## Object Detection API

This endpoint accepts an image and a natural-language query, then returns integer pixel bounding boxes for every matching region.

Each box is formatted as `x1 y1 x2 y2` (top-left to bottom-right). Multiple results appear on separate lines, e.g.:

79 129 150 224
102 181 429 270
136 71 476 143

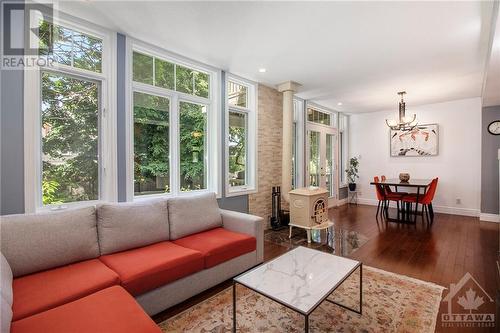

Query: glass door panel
326 133 335 198
308 130 320 187
306 123 337 207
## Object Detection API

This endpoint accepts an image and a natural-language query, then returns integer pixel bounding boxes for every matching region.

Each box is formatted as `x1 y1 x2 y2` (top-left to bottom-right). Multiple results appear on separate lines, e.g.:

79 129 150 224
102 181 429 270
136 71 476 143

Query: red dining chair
402 178 438 224
374 176 404 219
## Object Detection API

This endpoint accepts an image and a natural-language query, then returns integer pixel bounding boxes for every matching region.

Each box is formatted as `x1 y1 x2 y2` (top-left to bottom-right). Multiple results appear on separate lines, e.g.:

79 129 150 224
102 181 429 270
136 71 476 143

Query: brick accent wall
248 85 283 227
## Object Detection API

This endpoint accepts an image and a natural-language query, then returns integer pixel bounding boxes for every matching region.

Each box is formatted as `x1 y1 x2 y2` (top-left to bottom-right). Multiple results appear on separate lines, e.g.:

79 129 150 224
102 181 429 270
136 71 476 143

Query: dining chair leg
376 201 381 218
428 203 434 223
425 205 431 224
421 205 426 223
396 201 400 221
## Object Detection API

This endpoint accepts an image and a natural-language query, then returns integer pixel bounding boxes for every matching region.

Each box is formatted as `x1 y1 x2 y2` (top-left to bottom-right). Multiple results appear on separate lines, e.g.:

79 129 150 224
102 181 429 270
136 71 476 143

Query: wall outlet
456 198 461 205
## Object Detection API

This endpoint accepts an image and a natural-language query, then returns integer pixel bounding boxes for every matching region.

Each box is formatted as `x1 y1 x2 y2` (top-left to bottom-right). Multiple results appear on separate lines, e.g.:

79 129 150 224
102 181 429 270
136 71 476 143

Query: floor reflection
264 224 368 257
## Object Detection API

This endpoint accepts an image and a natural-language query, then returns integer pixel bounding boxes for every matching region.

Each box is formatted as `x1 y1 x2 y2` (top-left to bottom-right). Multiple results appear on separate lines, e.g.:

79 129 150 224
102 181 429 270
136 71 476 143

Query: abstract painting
390 124 438 156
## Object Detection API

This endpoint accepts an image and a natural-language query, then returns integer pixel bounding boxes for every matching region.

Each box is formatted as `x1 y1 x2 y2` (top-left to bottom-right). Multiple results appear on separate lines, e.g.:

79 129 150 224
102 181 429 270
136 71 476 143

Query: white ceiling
56 1 496 113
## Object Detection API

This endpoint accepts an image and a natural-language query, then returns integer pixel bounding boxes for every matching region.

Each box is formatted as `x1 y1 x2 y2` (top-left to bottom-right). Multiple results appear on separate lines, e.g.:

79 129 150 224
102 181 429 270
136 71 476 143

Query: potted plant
346 157 360 191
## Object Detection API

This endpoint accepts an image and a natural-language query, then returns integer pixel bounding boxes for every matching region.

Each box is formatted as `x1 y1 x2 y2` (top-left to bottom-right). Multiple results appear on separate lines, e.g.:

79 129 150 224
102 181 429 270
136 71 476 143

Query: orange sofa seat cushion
99 241 204 296
12 259 120 321
11 286 161 333
173 227 256 268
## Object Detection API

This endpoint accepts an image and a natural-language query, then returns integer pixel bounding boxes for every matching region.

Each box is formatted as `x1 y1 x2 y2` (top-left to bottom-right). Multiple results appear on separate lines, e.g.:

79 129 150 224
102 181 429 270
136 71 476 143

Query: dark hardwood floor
154 204 499 332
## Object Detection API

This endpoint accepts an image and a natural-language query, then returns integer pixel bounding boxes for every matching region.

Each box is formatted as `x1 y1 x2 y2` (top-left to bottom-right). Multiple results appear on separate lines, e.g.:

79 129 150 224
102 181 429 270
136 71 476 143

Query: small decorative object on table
399 173 410 182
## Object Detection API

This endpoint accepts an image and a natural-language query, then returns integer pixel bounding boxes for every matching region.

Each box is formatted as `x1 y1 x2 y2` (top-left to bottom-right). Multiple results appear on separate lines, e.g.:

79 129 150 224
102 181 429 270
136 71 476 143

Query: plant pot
348 183 357 191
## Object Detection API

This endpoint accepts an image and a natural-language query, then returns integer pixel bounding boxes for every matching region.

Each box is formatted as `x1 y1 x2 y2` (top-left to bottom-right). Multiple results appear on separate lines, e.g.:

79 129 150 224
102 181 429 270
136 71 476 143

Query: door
306 123 338 207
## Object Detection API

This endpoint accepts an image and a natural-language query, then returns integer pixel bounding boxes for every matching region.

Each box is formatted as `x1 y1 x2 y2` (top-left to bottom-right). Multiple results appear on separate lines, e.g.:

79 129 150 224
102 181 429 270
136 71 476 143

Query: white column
277 81 301 203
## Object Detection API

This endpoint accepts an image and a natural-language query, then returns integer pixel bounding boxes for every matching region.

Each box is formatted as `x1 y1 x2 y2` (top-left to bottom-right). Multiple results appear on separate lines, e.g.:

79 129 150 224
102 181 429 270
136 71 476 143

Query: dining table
369 178 433 223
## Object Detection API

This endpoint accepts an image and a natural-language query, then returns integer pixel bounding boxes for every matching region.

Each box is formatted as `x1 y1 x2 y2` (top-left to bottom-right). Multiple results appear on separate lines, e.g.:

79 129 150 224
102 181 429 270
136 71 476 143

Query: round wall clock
488 121 500 135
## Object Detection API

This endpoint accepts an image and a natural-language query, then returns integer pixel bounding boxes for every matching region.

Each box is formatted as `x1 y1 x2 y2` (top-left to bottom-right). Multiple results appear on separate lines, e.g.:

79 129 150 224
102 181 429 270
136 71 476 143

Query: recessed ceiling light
337 102 343 106
258 68 266 73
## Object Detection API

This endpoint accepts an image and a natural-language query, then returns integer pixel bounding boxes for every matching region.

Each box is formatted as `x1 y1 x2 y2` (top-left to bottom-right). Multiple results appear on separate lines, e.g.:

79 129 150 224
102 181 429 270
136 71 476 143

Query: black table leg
232 282 236 333
305 314 309 333
414 187 421 223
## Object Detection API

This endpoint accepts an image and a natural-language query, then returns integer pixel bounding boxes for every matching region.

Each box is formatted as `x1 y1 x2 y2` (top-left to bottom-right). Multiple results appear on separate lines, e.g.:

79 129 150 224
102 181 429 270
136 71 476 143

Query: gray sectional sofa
0 192 264 333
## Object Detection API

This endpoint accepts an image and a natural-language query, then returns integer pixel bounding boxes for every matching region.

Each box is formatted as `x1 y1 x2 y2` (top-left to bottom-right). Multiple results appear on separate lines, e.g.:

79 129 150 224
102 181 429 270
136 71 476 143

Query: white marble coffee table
232 246 362 332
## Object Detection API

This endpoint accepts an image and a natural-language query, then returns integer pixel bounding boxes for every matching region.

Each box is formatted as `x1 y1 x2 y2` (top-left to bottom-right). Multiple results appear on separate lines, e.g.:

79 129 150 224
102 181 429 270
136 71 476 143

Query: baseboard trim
479 213 500 223
357 198 480 217
337 198 347 206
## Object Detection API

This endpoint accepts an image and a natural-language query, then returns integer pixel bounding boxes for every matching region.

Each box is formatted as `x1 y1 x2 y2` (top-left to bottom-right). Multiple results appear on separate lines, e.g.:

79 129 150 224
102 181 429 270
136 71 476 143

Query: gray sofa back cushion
97 199 169 255
0 206 99 277
0 253 13 306
168 192 222 240
1 294 12 333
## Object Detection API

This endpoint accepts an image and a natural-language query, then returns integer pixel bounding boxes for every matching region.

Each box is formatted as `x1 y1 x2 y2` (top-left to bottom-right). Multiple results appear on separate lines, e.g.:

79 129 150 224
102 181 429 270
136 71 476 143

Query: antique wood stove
288 187 332 243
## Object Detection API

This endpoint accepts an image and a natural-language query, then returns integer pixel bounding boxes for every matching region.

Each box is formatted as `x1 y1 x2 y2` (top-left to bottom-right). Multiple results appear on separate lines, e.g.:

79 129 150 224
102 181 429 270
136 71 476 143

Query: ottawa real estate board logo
441 272 495 328
1 1 54 70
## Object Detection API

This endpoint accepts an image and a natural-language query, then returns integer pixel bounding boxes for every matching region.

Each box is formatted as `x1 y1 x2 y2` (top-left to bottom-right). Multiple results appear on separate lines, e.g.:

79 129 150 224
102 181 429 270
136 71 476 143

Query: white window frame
225 74 257 197
24 10 117 213
293 97 305 189
126 39 221 201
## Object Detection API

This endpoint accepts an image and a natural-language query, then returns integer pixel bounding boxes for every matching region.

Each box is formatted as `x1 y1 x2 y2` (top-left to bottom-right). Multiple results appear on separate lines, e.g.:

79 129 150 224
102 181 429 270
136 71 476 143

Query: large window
179 101 207 191
339 113 349 187
25 16 116 212
226 76 257 196
292 98 305 189
41 72 100 204
130 44 219 198
133 92 170 196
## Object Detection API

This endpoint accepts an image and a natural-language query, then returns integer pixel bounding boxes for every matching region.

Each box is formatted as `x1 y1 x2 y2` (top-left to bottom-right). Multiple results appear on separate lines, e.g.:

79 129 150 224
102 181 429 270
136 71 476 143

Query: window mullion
171 95 180 196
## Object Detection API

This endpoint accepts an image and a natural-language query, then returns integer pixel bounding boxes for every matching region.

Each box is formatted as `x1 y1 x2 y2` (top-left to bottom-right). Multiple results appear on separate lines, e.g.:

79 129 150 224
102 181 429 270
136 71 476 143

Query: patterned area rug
159 266 444 333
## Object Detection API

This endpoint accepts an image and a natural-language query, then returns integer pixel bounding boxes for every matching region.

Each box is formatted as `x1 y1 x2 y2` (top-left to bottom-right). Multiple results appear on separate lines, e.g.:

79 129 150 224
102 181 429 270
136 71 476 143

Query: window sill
36 200 103 213
133 189 222 201
226 186 257 197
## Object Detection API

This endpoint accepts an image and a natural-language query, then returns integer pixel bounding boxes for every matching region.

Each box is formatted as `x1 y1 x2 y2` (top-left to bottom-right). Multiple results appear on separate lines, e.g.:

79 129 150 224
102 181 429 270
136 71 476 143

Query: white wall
349 97 482 216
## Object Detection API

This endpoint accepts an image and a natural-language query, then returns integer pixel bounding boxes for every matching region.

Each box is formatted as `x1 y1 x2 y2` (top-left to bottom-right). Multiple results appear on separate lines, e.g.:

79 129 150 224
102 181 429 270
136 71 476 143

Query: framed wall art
390 124 438 157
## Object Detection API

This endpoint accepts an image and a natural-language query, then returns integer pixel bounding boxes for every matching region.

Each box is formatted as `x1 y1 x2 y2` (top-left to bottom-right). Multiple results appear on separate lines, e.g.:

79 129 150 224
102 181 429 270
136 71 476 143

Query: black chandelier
385 91 418 130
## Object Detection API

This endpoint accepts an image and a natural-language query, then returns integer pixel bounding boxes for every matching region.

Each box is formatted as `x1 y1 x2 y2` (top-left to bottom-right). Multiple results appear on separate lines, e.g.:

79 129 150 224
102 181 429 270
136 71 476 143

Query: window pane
229 111 247 187
179 101 206 191
176 65 193 94
326 133 334 197
228 81 247 107
51 25 72 66
340 132 345 184
155 58 175 90
309 131 320 187
73 33 102 72
38 22 102 72
307 108 313 122
194 71 209 98
307 108 331 126
133 92 170 196
38 21 53 56
133 52 153 85
41 72 99 204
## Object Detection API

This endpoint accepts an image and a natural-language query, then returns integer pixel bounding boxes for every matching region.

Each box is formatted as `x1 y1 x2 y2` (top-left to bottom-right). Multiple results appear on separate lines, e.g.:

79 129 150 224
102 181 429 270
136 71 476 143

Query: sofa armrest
220 209 264 263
